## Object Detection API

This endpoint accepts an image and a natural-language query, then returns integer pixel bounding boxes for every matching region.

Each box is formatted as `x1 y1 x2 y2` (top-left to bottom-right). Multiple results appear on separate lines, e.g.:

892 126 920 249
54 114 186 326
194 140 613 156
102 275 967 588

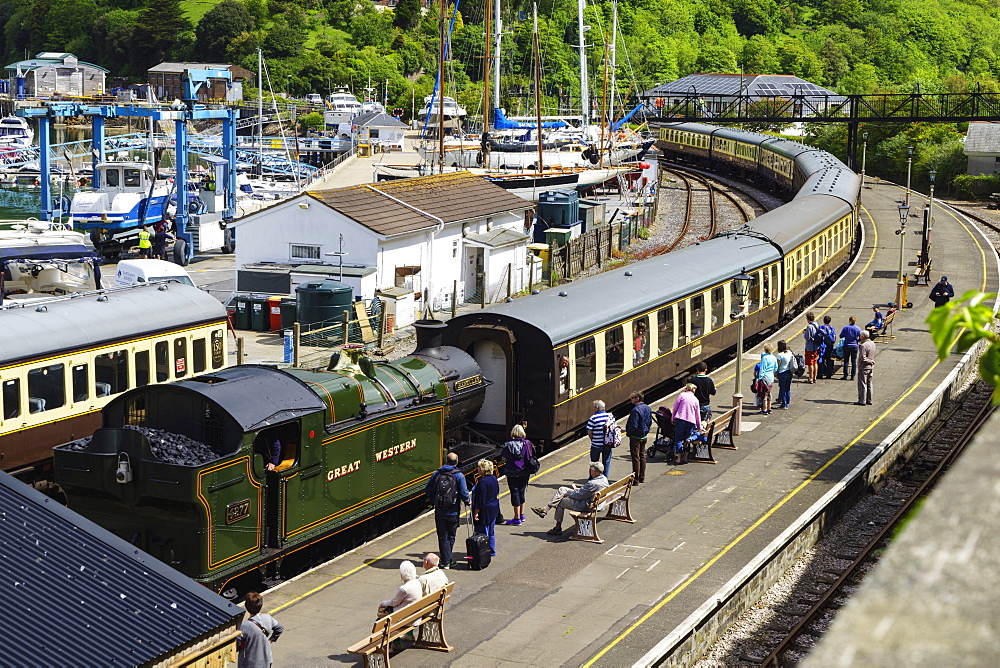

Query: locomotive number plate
225 499 251 524
454 374 482 391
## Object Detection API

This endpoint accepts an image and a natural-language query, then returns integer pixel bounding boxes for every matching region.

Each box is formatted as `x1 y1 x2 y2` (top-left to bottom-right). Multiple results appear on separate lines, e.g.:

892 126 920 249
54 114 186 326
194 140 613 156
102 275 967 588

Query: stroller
646 406 675 460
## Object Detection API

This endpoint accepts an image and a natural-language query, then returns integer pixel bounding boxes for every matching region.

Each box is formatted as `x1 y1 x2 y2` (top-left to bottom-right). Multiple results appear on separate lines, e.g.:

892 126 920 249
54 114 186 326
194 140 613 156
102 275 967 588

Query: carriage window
691 295 705 338
211 329 225 369
174 338 188 378
761 271 770 305
632 316 649 366
771 265 779 301
72 364 88 402
555 346 570 398
193 338 207 373
605 326 625 379
28 364 65 412
711 287 725 330
155 341 169 382
678 305 688 344
135 350 150 387
575 338 596 392
657 307 674 355
3 378 21 419
748 272 761 311
95 350 129 396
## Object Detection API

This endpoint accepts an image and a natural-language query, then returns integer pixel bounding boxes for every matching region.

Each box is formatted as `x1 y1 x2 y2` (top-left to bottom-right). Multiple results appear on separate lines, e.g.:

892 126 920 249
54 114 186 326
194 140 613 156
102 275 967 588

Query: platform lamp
921 169 936 268
861 132 868 187
905 145 914 206
731 268 754 435
897 203 910 309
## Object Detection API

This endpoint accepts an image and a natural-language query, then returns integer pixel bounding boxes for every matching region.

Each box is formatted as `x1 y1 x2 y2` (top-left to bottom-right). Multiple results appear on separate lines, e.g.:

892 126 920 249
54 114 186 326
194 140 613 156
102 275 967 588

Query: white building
352 111 409 152
964 122 1000 176
231 171 535 312
4 52 108 98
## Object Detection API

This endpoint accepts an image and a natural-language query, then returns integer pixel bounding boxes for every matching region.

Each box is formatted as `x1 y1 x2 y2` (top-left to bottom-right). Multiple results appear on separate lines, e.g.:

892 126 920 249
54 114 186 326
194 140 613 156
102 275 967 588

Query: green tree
394 0 421 30
42 0 96 56
195 0 255 62
349 5 394 50
131 0 192 72
92 9 139 76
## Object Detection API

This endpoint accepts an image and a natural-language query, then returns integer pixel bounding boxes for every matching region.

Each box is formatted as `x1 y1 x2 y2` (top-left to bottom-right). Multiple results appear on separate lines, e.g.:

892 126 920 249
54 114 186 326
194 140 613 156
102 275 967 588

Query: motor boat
0 117 34 150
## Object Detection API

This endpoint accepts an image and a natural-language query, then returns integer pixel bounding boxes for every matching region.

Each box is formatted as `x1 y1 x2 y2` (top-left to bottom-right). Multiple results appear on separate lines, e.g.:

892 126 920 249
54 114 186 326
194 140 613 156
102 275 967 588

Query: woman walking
671 384 702 464
755 344 778 414
471 459 500 556
500 425 534 525
774 340 794 409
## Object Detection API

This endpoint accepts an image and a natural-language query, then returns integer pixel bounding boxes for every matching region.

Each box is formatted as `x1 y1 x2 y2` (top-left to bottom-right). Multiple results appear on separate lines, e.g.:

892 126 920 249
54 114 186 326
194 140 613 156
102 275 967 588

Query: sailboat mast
577 0 589 128
493 0 502 111
600 41 608 168
533 5 543 173
257 48 264 172
438 0 446 172
483 0 492 137
610 0 618 126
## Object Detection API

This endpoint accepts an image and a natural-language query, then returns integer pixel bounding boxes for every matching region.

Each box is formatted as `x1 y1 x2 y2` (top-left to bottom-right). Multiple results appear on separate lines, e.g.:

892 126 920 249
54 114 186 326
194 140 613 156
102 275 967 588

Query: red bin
268 296 283 331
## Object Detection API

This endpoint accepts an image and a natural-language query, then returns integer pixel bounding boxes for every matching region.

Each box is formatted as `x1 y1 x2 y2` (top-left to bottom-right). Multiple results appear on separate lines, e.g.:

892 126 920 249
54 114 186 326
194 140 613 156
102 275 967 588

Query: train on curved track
53 122 861 595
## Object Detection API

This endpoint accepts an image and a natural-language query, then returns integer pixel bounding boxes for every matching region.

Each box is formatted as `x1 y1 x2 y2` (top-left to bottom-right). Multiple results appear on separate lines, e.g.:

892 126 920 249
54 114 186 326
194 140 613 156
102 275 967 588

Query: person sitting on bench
531 462 608 535
865 305 885 340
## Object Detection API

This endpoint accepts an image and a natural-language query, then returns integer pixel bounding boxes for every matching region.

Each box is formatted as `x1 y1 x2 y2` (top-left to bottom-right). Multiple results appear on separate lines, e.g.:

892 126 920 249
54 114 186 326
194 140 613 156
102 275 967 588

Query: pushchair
646 406 675 460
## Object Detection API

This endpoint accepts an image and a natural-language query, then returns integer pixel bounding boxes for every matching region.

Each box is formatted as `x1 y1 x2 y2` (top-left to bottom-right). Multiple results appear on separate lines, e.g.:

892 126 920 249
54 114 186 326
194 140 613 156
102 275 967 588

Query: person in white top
774 339 796 409
380 560 422 616
418 553 449 596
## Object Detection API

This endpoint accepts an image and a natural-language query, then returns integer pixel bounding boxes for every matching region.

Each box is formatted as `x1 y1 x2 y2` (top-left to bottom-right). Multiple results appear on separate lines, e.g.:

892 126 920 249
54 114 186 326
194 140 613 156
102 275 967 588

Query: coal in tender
124 425 225 466
62 437 92 451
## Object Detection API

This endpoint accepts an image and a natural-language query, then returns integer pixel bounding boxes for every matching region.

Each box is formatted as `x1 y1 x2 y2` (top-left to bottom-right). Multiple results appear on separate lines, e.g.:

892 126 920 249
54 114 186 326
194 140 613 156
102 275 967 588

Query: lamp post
861 131 868 187
731 268 754 435
921 168 936 269
896 203 910 309
905 145 914 206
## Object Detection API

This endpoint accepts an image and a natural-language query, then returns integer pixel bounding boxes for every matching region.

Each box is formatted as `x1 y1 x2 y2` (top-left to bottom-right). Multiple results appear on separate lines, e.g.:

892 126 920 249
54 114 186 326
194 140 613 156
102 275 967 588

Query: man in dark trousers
425 452 470 569
625 391 653 484
929 276 954 308
690 362 717 420
152 225 173 261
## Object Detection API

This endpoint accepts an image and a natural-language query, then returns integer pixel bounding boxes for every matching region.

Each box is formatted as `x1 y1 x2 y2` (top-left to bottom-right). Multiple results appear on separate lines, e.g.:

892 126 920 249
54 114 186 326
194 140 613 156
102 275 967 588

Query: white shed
230 171 535 312
964 122 1000 176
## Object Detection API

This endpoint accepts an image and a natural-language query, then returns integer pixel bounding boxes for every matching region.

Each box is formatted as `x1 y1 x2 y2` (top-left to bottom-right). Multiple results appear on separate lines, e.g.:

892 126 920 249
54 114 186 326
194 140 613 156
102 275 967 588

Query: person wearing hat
865 305 885 340
929 276 954 308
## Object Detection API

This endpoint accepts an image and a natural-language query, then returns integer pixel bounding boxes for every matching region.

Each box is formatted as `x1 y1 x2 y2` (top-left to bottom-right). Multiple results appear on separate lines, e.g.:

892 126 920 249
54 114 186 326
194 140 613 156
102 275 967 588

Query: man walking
855 331 877 405
625 391 653 484
587 400 615 480
531 462 609 535
425 452 470 569
929 276 954 308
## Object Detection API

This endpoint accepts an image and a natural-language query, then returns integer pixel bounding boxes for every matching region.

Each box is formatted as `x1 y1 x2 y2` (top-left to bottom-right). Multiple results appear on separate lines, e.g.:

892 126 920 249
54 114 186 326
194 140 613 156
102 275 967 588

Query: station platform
263 180 999 667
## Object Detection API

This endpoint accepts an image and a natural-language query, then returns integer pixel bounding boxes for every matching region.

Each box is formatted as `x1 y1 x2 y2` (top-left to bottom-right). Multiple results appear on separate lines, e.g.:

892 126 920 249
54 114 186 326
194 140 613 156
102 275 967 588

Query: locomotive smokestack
413 319 447 353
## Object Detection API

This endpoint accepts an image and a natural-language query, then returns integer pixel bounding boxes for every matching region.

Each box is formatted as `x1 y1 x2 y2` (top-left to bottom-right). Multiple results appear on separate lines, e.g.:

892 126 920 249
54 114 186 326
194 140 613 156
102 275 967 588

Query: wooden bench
347 582 454 668
873 310 896 342
914 258 932 286
567 473 636 544
689 407 738 464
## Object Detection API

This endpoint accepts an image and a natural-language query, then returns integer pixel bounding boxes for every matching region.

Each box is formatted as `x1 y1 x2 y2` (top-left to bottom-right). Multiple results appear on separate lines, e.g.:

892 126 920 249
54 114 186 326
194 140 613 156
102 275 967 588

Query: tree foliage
928 292 1000 404
196 0 255 63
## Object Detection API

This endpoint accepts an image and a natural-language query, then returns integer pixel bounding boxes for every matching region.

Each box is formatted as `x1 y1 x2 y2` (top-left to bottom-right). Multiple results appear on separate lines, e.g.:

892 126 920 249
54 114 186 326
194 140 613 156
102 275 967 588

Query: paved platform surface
252 178 998 667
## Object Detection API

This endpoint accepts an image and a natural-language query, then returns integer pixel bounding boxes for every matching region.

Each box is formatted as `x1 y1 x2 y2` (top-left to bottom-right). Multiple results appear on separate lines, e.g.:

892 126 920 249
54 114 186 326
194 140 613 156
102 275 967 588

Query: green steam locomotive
54 322 486 595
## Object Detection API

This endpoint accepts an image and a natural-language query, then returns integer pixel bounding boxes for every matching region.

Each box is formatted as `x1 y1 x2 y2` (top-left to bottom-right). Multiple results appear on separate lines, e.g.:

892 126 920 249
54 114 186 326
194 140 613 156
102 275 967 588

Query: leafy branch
926 290 1000 402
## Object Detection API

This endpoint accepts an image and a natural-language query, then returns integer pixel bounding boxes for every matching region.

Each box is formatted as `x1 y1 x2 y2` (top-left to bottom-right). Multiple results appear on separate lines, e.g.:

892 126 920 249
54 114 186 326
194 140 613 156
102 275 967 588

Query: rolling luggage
465 514 491 570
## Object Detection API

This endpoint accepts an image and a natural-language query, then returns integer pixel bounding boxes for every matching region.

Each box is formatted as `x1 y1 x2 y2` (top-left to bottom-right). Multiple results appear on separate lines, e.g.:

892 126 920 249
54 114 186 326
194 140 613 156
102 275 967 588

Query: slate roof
642 74 843 101
0 470 242 666
306 171 533 237
353 112 408 128
964 122 1000 155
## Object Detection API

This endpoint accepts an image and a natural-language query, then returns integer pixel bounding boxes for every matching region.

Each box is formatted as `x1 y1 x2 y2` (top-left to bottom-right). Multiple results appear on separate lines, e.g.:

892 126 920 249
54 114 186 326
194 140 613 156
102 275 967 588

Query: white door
473 339 507 427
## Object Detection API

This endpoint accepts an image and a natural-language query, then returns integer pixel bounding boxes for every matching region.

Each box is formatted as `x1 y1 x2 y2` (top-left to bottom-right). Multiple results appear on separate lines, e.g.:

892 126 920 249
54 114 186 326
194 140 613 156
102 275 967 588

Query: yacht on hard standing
0 116 34 149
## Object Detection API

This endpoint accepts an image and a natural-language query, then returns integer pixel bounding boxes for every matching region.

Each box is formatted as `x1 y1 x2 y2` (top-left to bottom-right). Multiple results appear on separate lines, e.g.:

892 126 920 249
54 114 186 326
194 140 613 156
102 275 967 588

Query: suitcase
466 532 491 570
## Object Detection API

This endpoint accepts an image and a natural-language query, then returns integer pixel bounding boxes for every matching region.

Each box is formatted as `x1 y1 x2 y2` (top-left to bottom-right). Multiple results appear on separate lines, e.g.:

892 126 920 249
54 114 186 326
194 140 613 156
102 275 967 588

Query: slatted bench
873 310 896 341
913 258 932 286
346 582 454 668
688 407 738 464
567 473 636 543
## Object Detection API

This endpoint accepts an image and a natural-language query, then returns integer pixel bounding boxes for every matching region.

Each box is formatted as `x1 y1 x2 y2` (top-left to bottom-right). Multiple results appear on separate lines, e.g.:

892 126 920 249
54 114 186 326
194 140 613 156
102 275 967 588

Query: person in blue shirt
755 344 779 414
625 391 653 483
840 316 863 380
865 305 885 340
425 452 471 569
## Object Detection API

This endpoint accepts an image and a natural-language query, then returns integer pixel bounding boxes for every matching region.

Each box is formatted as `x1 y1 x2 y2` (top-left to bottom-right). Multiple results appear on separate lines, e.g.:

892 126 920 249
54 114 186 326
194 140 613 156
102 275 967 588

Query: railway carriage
0 283 229 486
54 323 487 594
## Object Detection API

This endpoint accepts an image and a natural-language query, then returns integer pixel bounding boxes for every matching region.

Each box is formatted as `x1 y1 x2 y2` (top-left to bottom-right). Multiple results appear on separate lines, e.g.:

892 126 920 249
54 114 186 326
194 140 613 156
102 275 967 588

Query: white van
113 259 195 288
305 93 323 105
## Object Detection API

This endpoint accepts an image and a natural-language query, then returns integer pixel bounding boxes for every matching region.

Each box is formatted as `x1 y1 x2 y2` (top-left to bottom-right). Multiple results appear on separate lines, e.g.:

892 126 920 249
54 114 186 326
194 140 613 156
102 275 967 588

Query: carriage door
255 423 300 549
472 338 509 428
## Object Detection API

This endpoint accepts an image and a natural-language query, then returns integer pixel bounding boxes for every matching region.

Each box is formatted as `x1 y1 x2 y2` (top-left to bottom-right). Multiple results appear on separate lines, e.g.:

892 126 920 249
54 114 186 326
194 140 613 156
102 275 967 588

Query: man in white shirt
418 553 449 596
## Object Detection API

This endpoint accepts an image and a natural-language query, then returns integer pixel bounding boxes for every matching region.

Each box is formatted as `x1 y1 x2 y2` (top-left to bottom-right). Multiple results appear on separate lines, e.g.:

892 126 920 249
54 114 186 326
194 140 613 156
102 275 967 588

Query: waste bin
234 296 250 330
268 296 283 331
295 280 353 327
249 295 269 332
280 297 297 329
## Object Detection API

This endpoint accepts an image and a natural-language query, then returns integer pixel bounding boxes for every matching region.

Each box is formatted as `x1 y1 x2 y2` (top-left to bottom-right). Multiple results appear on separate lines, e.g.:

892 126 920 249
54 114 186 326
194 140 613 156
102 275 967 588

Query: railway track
661 168 752 252
711 380 997 666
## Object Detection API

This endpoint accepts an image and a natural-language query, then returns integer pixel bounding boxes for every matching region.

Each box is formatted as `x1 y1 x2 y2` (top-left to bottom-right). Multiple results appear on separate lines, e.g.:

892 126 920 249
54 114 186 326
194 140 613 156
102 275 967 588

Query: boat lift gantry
18 69 239 262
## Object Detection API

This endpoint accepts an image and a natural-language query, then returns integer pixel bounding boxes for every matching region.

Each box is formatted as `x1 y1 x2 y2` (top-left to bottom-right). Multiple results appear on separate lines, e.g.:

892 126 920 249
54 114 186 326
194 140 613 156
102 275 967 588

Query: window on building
575 338 596 391
290 244 321 261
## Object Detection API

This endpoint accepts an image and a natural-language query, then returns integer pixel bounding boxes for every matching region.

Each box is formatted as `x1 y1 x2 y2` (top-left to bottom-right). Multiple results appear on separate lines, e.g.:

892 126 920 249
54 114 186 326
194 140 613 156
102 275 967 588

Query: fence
290 308 385 369
547 211 649 283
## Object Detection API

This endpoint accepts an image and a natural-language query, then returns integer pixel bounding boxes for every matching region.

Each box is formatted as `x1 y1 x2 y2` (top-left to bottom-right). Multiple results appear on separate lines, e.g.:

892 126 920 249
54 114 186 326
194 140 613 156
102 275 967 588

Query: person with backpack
774 340 795 409
802 311 821 384
425 451 470 569
238 591 283 668
818 315 838 379
500 425 534 526
587 400 617 481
